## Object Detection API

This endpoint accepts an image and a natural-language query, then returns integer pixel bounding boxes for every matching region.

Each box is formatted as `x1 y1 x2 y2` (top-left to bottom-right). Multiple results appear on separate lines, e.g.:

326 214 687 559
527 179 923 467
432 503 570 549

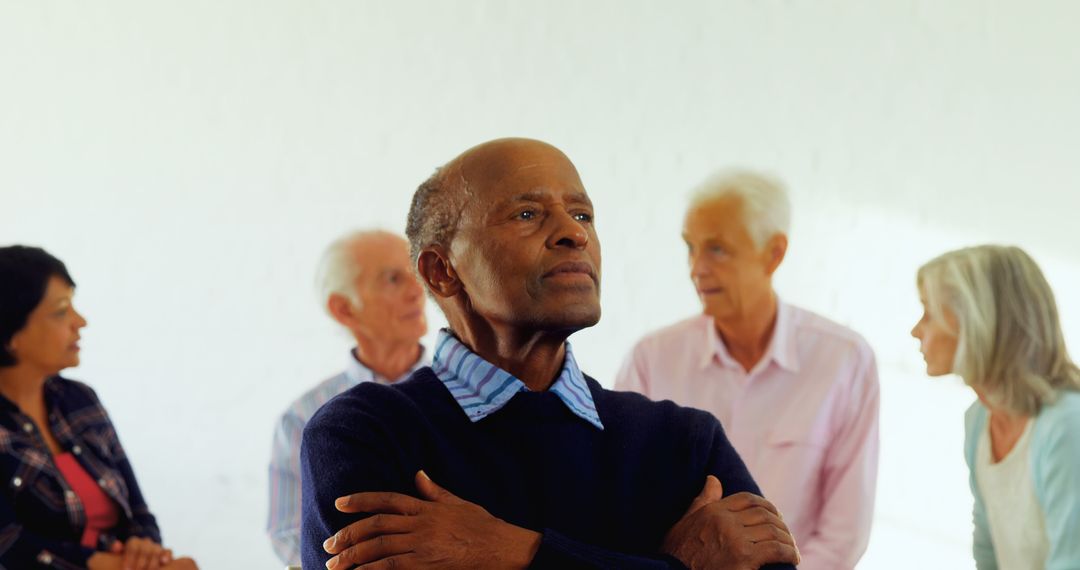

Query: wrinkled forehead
683 194 752 243
351 234 411 271
455 141 587 205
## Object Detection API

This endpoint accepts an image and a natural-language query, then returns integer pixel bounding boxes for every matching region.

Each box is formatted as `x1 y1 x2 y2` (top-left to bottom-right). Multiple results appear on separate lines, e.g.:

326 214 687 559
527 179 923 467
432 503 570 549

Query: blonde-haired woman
911 245 1080 569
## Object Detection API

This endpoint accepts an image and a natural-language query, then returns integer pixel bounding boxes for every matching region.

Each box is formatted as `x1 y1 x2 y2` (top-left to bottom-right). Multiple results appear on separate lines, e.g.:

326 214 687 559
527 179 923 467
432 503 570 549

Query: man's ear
326 293 357 329
417 245 462 299
764 233 788 276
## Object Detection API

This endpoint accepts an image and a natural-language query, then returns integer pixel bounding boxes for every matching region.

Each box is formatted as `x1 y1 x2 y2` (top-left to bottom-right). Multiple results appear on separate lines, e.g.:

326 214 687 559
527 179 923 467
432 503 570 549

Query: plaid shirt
0 377 160 569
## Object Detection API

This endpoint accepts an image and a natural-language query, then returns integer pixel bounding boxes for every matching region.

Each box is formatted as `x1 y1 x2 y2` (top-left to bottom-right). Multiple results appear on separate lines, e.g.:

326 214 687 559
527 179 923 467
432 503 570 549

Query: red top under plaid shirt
1 376 161 569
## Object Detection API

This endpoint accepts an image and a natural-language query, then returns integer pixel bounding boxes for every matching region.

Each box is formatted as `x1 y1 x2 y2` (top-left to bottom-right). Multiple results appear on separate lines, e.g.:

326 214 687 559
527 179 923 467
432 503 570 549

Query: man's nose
689 251 709 277
546 209 589 249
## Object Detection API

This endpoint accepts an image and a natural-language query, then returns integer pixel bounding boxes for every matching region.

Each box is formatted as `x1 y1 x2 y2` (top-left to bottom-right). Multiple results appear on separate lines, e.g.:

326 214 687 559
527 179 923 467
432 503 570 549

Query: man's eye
517 210 537 220
573 212 593 223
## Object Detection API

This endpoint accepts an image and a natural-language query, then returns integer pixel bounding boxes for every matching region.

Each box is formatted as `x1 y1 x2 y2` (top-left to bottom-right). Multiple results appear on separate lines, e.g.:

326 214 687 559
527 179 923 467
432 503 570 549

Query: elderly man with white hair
266 230 429 567
615 171 880 570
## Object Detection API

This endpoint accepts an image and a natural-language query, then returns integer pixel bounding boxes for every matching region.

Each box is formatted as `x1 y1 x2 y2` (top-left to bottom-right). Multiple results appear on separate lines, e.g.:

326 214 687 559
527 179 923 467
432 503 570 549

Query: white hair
918 245 1080 415
314 229 396 312
688 170 791 248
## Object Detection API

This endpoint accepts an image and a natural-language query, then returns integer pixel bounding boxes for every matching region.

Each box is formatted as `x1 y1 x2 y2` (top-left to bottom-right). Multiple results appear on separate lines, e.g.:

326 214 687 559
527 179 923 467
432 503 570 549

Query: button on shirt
266 347 428 566
615 302 880 570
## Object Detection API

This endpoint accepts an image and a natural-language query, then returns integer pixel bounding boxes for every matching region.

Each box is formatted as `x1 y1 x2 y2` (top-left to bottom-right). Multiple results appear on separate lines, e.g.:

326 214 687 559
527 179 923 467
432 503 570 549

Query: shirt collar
431 329 604 430
344 344 429 386
700 299 800 375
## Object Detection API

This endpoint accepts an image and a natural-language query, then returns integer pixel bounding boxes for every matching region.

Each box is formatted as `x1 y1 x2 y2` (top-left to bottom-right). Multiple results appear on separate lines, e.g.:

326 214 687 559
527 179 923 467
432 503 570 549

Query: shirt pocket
767 425 830 449
80 427 116 461
764 423 831 482
8 449 65 512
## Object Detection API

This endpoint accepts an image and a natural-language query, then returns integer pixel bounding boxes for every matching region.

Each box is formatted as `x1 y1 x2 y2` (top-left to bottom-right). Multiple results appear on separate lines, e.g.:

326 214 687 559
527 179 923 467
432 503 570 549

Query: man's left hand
324 470 542 569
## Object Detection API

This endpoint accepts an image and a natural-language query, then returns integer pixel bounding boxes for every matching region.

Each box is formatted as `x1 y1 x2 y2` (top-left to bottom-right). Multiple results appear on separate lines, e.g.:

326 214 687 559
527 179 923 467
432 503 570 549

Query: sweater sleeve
300 391 414 570
963 403 998 570
702 415 798 570
1033 403 1080 570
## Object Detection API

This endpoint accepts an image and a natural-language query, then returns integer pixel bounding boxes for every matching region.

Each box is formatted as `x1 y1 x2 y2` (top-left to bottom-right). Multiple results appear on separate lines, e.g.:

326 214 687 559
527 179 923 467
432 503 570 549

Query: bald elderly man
617 172 879 570
301 139 800 570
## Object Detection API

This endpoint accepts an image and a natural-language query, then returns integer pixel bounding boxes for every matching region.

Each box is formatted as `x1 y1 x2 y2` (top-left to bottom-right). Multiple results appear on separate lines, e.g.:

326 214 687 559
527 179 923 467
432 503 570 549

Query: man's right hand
661 475 800 570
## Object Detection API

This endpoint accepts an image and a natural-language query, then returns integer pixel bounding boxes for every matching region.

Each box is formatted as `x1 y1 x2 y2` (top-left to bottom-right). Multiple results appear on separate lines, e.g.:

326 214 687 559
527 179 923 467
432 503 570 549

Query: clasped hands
86 536 198 570
323 471 800 570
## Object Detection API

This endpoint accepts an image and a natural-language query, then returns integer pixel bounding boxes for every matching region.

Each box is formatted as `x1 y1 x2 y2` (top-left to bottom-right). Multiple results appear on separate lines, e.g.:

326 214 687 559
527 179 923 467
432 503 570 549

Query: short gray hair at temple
405 167 467 266
315 229 396 312
688 170 791 248
918 245 1080 415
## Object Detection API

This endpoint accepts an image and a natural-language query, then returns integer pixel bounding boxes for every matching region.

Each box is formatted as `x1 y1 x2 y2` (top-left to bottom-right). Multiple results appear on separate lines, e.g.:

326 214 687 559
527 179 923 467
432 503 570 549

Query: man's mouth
543 261 597 283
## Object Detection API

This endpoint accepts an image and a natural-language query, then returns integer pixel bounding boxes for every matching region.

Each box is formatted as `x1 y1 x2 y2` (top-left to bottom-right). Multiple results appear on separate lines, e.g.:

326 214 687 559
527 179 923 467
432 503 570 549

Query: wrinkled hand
105 537 172 570
161 557 199 570
662 476 800 570
324 470 542 569
88 547 195 570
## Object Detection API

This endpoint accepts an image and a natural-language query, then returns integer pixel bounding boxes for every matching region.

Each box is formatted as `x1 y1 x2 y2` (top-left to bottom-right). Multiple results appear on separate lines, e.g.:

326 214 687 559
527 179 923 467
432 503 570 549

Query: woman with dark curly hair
0 245 197 570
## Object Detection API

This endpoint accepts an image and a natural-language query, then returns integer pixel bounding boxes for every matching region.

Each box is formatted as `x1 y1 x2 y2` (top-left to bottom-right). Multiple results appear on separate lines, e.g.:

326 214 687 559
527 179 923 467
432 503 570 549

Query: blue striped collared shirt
266 347 428 565
431 329 604 430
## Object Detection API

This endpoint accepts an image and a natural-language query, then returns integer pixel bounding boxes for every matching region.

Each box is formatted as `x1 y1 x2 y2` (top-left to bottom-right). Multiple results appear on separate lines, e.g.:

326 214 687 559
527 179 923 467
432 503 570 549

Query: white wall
3 1 1079 568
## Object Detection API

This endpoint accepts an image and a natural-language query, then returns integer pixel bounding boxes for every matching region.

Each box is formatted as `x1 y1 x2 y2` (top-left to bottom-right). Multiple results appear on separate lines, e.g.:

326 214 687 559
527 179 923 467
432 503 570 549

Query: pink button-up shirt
615 301 879 570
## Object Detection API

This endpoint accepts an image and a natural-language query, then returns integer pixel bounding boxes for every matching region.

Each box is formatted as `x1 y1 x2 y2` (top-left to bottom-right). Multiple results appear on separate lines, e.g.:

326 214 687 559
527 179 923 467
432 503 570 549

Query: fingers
735 506 790 535
140 540 161 570
685 475 724 516
124 537 160 570
357 553 418 570
742 521 797 548
324 514 416 554
414 470 464 505
336 491 427 515
161 559 198 570
122 537 141 570
327 534 415 570
746 540 801 566
720 492 781 517
160 549 173 566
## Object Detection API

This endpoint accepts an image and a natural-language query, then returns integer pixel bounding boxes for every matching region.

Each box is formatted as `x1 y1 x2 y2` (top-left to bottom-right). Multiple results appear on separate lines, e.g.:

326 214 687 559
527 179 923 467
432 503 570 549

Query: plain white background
3 2 1080 568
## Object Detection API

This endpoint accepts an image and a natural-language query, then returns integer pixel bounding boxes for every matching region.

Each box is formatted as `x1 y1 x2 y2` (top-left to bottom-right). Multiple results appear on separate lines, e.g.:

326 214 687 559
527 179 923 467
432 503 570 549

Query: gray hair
315 229 396 312
405 167 467 265
688 170 791 248
918 245 1080 415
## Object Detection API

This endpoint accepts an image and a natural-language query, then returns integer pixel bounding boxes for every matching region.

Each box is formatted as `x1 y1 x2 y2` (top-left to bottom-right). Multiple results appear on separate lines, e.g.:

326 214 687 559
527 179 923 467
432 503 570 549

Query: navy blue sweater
301 368 796 570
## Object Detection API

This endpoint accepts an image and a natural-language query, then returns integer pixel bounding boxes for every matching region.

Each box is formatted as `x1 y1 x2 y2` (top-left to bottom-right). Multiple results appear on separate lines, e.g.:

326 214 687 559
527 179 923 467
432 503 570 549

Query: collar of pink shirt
700 299 801 376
